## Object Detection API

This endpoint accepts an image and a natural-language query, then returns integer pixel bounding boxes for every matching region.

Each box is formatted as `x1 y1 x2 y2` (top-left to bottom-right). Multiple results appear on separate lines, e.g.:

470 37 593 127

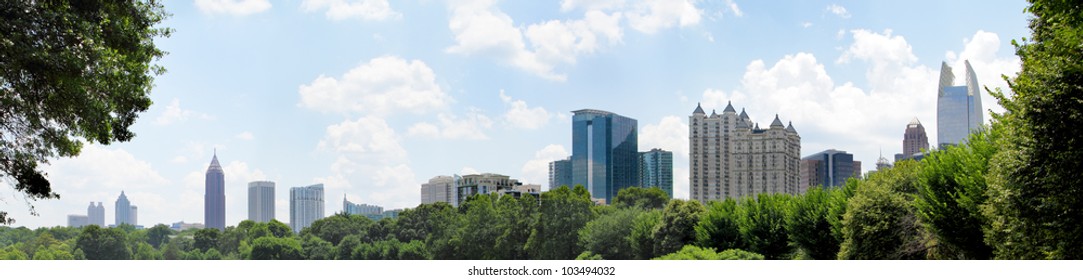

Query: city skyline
4 1 1026 229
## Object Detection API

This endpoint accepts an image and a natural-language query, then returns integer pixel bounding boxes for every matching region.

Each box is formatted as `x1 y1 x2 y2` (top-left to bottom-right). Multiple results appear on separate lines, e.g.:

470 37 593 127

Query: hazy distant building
130 205 138 226
205 151 226 230
456 173 522 205
248 181 275 223
421 175 458 207
87 202 105 227
800 149 862 193
548 157 572 189
689 102 801 204
343 196 383 216
896 117 931 162
290 184 324 233
170 221 205 231
114 191 135 226
876 153 894 171
937 60 984 149
68 215 88 228
639 149 674 198
572 109 639 204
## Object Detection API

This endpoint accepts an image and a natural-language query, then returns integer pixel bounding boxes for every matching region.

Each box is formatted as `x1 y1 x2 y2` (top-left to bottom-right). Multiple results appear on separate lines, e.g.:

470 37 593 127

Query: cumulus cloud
499 90 552 130
45 145 169 192
406 111 494 140
301 0 401 21
697 29 1017 175
827 4 851 19
944 30 1021 120
235 131 254 141
319 117 408 164
155 98 212 126
624 0 702 34
640 116 689 159
520 144 570 188
298 56 451 116
445 0 623 81
194 0 272 16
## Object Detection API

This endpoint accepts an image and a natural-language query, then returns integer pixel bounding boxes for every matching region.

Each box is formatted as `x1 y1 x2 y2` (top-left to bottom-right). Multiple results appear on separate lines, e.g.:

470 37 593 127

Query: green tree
132 242 160 260
493 194 538 259
301 234 334 260
458 194 500 259
335 234 363 260
301 213 373 246
145 224 172 249
695 199 744 253
249 236 302 260
915 128 997 259
75 225 130 260
984 0 1083 259
1 245 29 260
785 187 845 260
526 185 594 259
629 210 662 259
612 187 670 210
652 199 705 257
838 161 926 259
0 0 171 224
578 207 641 260
652 245 764 260
395 202 458 259
193 228 220 252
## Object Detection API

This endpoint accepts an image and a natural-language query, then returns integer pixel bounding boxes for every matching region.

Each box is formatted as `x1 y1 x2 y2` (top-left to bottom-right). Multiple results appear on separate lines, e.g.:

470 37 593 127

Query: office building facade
689 102 801 204
548 157 573 189
87 202 105 227
639 148 674 198
799 149 861 193
572 109 639 204
290 184 325 233
205 151 226 230
937 60 984 148
114 191 135 226
248 181 275 223
421 175 458 207
456 173 521 205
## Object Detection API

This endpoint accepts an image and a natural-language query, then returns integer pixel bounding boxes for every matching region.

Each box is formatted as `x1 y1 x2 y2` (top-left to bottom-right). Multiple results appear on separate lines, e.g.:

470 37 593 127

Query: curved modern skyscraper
937 60 984 148
205 150 226 230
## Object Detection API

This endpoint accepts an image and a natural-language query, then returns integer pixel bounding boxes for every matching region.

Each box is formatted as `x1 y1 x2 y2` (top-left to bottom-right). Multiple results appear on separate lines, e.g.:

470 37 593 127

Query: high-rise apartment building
114 191 135 226
248 181 275 223
456 173 521 205
68 215 88 228
290 184 324 233
421 175 458 207
87 202 105 227
343 196 384 220
689 102 801 204
571 109 639 204
548 157 573 189
937 60 984 148
799 149 861 193
205 151 226 230
639 148 673 198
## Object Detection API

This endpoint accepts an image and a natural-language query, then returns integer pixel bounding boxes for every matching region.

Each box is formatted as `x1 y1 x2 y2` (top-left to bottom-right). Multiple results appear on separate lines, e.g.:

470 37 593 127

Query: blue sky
6 0 1028 229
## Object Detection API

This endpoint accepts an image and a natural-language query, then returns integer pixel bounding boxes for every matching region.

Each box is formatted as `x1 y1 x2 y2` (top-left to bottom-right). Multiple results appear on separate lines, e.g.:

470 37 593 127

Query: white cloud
500 90 551 130
827 4 851 19
838 29 920 91
44 145 169 192
520 144 570 188
155 98 212 126
319 117 408 164
407 111 494 140
802 22 813 28
560 0 626 12
640 116 689 159
944 30 1021 126
298 56 451 116
725 0 743 17
194 0 271 16
624 0 702 34
235 131 254 141
301 0 401 21
460 166 480 175
445 0 623 81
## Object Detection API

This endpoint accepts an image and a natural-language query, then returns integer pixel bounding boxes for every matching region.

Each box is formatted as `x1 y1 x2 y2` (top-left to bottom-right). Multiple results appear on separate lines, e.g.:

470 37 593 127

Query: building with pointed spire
114 191 136 226
937 60 984 149
690 102 801 203
896 117 930 162
205 150 226 230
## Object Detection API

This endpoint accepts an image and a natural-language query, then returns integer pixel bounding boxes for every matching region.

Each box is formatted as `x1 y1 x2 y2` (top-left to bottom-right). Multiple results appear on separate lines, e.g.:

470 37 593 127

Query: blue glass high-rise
571 109 638 204
937 60 984 149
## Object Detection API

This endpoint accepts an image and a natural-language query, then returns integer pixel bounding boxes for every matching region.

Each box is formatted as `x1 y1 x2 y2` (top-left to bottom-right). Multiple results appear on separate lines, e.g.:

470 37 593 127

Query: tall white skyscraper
937 60 984 148
248 181 275 223
290 184 324 233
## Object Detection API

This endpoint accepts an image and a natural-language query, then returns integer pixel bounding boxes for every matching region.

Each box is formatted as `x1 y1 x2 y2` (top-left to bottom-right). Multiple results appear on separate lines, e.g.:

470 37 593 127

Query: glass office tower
571 109 638 204
937 60 984 148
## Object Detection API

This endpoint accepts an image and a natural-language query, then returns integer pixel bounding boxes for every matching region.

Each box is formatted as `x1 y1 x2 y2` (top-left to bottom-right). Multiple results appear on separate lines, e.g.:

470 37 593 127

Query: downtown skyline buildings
204 151 226 231
290 184 325 233
571 109 640 204
937 60 985 149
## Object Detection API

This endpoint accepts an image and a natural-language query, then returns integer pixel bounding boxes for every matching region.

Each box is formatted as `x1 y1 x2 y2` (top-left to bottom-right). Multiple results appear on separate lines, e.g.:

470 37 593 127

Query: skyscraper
130 205 138 226
799 149 861 193
87 202 105 227
689 102 801 204
639 148 673 198
248 181 275 223
205 151 226 230
343 196 384 220
571 109 639 204
68 215 88 228
548 157 572 190
937 60 984 148
421 175 458 207
290 184 324 233
115 191 134 226
903 117 930 160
